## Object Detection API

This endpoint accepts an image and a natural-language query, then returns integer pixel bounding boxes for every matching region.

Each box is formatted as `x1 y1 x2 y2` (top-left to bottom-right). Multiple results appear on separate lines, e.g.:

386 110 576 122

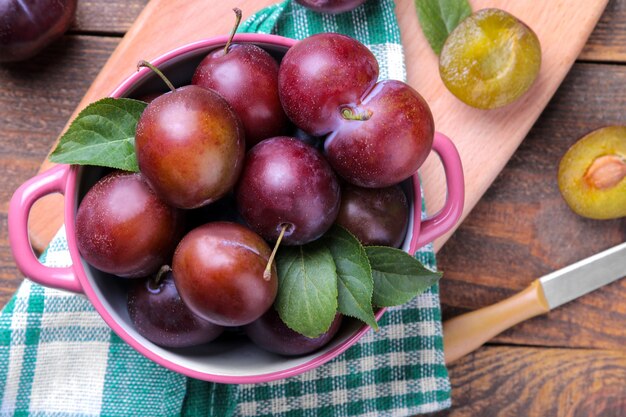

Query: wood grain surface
1 0 625 415
70 0 148 34
580 0 626 62
434 346 626 417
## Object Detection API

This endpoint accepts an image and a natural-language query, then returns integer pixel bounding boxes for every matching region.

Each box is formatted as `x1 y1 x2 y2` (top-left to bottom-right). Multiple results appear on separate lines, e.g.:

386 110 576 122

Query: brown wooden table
1 0 625 415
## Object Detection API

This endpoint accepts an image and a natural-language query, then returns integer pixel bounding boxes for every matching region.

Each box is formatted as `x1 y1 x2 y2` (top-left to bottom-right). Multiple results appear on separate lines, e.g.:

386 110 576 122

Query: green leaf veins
321 226 378 330
275 242 338 338
366 246 442 307
49 98 147 171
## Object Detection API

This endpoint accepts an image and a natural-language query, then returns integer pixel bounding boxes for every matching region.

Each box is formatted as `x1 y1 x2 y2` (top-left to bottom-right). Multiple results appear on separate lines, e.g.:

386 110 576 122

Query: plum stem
264 224 288 281
137 60 176 92
149 265 172 290
224 8 243 55
340 106 372 121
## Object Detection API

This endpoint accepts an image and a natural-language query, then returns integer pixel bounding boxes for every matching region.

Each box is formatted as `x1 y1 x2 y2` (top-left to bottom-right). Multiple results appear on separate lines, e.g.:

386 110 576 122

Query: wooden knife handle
443 280 551 364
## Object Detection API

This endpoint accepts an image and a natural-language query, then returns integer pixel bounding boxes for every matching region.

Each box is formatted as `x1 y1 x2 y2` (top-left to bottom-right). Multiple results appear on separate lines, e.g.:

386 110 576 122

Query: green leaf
320 226 378 330
415 0 472 55
275 242 338 338
49 98 147 171
366 246 442 307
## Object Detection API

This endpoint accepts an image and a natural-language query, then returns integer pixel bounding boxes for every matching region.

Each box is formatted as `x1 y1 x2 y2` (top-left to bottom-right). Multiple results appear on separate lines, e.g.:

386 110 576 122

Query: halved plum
439 8 541 109
558 126 626 220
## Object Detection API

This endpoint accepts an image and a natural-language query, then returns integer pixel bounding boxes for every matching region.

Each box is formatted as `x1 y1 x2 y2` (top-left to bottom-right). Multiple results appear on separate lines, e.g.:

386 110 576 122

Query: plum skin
192 43 290 147
0 0 77 62
244 308 343 356
324 80 434 188
75 171 183 278
439 8 541 109
278 33 379 136
172 222 278 327
279 33 434 188
336 184 409 247
127 270 224 348
135 85 245 209
236 137 341 245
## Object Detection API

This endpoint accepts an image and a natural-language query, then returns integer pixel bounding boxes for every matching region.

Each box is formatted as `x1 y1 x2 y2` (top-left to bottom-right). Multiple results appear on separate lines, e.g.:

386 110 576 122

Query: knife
443 241 626 364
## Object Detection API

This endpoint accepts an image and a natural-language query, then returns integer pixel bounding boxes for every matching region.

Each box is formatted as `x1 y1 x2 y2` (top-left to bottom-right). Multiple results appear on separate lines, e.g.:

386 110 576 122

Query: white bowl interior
74 41 417 380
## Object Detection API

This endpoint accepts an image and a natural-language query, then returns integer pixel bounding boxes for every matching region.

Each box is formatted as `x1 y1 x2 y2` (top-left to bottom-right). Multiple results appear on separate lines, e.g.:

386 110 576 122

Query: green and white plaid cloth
1 0 451 415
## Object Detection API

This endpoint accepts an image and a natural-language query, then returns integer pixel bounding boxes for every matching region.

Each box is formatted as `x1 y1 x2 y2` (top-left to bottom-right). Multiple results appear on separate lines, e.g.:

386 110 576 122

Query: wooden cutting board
28 0 608 253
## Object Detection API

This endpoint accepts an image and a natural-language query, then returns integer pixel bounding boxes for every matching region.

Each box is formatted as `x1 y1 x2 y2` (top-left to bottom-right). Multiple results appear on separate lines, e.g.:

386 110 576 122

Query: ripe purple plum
336 183 409 247
0 0 77 62
135 84 245 209
172 222 277 327
324 80 434 187
279 33 378 137
244 308 343 356
279 33 434 188
127 268 224 348
192 11 290 147
76 171 183 278
236 137 341 245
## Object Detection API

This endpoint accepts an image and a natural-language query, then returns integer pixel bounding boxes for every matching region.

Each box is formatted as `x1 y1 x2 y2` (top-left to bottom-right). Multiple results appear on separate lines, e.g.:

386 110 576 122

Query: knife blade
443 241 626 364
539 241 626 309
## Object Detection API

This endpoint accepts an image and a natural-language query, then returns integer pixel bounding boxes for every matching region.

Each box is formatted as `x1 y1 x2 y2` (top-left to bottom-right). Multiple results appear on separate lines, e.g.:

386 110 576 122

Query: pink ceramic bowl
9 34 464 383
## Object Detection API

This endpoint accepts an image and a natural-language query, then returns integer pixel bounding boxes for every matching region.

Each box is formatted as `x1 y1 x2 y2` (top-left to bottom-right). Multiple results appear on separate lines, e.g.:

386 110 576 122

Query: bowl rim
111 33 298 99
63 33 425 384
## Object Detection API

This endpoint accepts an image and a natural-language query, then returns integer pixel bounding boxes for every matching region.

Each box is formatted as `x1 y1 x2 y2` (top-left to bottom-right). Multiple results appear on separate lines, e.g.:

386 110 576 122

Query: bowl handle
413 132 465 249
8 165 82 293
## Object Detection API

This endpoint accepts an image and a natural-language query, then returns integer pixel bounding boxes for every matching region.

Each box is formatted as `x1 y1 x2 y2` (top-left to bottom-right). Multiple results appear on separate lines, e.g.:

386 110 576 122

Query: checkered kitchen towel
1 0 451 415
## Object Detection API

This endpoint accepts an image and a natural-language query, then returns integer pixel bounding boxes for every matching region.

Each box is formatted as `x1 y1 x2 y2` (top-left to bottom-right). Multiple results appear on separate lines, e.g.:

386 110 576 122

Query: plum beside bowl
9 34 464 383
